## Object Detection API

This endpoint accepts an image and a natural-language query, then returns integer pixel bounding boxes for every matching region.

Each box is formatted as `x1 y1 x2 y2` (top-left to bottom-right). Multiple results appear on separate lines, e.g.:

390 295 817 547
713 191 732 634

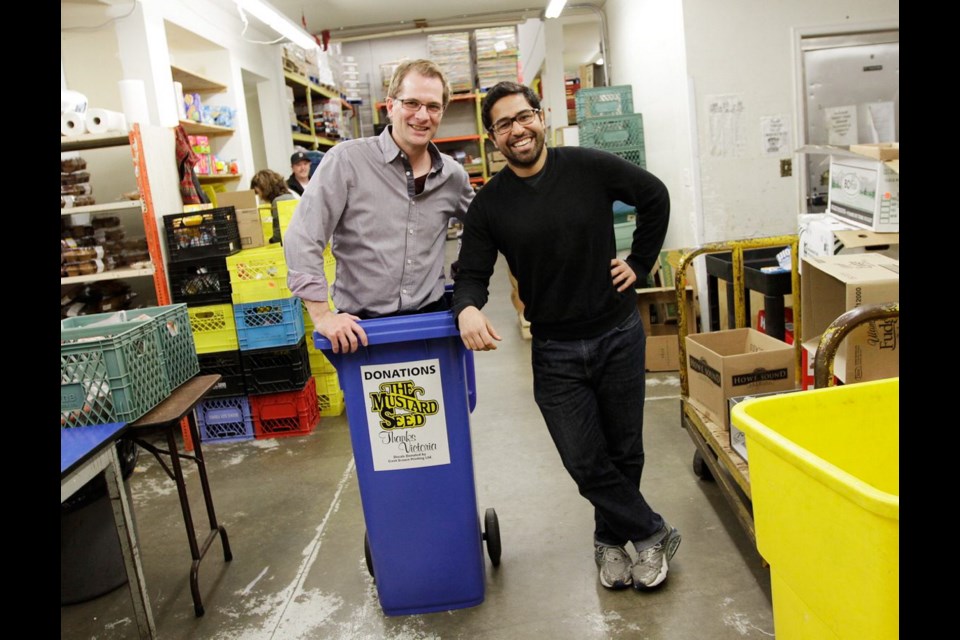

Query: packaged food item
61 157 88 173
61 183 93 196
61 245 105 262
61 171 91 185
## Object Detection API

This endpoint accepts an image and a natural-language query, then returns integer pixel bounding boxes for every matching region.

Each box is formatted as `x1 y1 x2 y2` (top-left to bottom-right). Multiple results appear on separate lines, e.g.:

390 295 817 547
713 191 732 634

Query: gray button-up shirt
284 126 474 317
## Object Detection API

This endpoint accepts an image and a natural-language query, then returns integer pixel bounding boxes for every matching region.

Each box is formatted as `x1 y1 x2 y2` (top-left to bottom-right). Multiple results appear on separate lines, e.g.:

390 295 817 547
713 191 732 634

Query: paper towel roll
61 89 88 115
61 112 87 136
119 79 151 126
85 109 128 134
173 81 187 120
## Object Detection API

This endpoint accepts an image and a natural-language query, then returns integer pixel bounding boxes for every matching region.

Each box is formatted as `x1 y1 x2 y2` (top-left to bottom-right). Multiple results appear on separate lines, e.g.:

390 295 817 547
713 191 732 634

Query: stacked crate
164 207 251 442
303 243 345 416
227 244 317 439
575 86 646 251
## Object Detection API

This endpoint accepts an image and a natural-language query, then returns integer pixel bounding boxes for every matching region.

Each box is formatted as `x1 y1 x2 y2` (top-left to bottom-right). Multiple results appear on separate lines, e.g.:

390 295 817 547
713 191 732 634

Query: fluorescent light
545 0 567 19
236 0 317 50
595 57 604 66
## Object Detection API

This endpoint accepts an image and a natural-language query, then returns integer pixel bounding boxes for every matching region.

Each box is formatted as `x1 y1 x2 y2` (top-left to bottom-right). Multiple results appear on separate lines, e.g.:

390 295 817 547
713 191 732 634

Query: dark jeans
531 307 664 547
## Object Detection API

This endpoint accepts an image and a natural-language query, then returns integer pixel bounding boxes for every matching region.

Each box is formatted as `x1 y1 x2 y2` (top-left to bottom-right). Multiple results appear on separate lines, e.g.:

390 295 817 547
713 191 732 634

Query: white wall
517 19 546 85
604 0 898 249
604 0 693 251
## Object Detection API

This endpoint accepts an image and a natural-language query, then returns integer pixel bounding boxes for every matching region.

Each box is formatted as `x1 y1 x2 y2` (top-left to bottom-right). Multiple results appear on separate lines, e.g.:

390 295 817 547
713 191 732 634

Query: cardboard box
798 213 900 265
800 254 899 383
216 190 260 211
637 286 696 371
686 328 797 429
236 208 265 249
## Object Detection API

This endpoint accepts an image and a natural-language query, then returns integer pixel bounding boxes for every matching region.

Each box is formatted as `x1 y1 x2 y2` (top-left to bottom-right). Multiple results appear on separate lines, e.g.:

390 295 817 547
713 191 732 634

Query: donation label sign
361 358 450 471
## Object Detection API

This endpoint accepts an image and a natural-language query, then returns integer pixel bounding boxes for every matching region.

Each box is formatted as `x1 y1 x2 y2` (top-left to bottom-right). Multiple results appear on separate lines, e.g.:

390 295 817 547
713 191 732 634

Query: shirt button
406 171 411 176
408 229 414 234
402 289 408 294
406 259 412 264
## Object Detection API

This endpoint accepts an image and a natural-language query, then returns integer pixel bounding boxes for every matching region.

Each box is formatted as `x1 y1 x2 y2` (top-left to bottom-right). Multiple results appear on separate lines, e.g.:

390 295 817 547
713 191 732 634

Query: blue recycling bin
317 309 497 616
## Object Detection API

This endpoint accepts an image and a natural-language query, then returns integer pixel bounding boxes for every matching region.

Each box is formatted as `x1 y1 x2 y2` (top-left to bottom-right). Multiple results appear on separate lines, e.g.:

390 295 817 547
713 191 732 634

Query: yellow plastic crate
188 304 239 354
315 370 344 416
259 199 297 243
226 245 290 303
731 378 899 640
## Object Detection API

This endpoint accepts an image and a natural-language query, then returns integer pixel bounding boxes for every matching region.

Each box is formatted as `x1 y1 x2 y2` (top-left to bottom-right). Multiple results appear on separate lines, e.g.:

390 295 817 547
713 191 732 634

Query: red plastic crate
249 377 320 439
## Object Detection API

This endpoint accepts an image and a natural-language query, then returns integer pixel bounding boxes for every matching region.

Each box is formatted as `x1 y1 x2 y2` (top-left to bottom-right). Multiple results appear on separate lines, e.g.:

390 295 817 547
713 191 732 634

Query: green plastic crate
579 114 645 150
61 304 199 392
575 85 634 121
61 320 171 427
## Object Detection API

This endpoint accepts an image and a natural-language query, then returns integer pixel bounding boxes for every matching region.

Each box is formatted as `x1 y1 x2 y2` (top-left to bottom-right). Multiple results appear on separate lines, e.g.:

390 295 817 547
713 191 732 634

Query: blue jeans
531 307 664 546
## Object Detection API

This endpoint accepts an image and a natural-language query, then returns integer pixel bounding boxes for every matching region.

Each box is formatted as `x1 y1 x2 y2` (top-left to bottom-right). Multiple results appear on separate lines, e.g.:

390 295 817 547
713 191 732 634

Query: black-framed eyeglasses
393 97 444 116
489 109 541 135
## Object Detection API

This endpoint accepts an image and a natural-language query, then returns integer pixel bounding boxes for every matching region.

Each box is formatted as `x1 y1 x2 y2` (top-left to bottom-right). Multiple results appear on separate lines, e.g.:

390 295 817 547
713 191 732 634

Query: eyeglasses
393 97 444 116
489 109 541 135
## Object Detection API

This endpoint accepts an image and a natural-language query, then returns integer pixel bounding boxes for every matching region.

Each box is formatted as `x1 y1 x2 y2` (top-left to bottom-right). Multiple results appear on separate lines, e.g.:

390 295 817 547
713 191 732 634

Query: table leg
707 274 720 331
164 425 206 616
763 295 786 341
105 447 157 639
187 412 233 564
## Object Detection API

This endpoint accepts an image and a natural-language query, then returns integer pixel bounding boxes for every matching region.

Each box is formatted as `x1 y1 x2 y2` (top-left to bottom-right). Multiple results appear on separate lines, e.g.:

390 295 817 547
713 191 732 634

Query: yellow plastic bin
731 377 899 640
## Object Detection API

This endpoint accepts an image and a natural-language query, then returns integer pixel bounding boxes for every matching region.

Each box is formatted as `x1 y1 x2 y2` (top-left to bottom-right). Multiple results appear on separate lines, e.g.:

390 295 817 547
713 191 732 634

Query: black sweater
452 146 670 340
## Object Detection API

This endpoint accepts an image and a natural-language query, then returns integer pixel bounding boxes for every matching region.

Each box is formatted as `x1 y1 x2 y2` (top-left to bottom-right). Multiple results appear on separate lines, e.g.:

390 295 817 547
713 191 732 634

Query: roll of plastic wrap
85 109 127 134
173 81 187 120
119 79 151 126
61 112 87 136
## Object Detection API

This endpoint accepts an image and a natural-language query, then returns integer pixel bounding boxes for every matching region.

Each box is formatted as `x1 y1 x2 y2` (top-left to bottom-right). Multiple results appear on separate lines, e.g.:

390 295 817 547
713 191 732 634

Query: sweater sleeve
451 197 498 320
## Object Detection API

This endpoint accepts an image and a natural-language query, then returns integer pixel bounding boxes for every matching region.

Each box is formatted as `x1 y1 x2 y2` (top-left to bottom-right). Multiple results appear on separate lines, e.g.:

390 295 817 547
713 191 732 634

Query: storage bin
249 377 320 439
226 245 290 303
575 85 634 121
731 378 899 640
241 338 311 395
189 304 239 354
198 350 246 398
164 207 241 263
314 370 344 416
61 320 169 426
196 395 254 443
234 297 305 351
168 256 233 306
578 114 645 151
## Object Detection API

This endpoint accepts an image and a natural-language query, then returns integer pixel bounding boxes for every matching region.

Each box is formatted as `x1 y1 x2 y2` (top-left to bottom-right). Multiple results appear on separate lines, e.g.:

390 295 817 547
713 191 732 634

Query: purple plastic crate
196 396 254 443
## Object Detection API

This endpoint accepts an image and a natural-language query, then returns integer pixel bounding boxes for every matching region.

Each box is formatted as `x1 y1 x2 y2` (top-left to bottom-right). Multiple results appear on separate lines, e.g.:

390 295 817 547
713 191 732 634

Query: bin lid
313 310 460 351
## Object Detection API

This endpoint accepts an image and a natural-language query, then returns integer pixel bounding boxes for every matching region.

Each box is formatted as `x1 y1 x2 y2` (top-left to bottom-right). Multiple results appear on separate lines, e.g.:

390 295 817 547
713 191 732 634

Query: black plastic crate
164 207 241 263
241 338 311 395
168 256 233 306
198 349 247 398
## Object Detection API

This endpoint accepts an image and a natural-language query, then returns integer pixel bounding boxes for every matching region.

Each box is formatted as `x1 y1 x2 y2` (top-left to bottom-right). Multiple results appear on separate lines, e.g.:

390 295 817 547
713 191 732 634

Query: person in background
283 59 474 353
287 151 312 196
250 169 297 244
452 81 679 592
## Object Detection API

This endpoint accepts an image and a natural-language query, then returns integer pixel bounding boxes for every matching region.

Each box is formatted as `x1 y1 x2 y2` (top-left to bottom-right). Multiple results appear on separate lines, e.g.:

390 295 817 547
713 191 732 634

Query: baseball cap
291 151 310 165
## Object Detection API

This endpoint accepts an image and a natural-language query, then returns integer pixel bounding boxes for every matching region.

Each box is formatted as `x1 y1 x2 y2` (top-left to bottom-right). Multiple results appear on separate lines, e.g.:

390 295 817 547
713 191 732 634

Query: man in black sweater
452 82 679 592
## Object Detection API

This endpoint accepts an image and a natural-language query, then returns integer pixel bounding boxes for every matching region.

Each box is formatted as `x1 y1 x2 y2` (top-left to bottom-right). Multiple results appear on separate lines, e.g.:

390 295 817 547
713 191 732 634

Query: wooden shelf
170 65 227 94
61 200 142 217
179 120 234 137
61 265 155 285
197 174 242 183
61 132 130 152
292 132 338 146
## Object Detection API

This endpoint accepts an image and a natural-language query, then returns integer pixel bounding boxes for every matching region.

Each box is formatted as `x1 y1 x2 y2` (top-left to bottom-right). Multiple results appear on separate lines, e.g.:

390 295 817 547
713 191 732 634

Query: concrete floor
61 252 773 639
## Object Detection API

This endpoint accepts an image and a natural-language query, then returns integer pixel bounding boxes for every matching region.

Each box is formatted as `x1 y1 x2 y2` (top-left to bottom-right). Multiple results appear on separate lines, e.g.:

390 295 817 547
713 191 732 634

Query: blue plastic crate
196 396 254 443
234 297 305 351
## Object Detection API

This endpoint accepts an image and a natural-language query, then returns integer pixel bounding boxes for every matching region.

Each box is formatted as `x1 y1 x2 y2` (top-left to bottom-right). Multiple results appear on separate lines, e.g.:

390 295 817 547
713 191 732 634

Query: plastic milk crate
578 114 645 151
61 304 199 394
249 377 320 439
196 395 255 443
226 245 291 304
61 319 170 427
164 207 242 263
168 256 233 306
189 304 240 354
575 85 634 121
314 370 345 416
233 297 305 351
241 338 311 395
198 350 246 398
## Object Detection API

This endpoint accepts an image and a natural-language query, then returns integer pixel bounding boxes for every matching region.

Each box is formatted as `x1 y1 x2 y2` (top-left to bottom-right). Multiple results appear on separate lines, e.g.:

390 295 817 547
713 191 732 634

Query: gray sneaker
632 525 681 590
594 543 633 590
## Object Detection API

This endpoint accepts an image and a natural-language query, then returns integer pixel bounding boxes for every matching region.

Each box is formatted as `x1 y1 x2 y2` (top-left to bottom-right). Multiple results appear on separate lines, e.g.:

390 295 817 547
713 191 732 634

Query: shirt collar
379 125 445 174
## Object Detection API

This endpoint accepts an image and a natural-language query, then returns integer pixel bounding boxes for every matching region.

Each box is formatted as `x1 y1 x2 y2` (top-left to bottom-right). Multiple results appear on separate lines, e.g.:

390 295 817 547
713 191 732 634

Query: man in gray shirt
284 59 474 353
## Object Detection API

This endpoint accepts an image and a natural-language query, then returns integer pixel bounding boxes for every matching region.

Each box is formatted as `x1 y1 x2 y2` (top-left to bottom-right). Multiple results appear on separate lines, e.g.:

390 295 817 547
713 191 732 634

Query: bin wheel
693 451 714 481
483 508 502 567
364 531 374 579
